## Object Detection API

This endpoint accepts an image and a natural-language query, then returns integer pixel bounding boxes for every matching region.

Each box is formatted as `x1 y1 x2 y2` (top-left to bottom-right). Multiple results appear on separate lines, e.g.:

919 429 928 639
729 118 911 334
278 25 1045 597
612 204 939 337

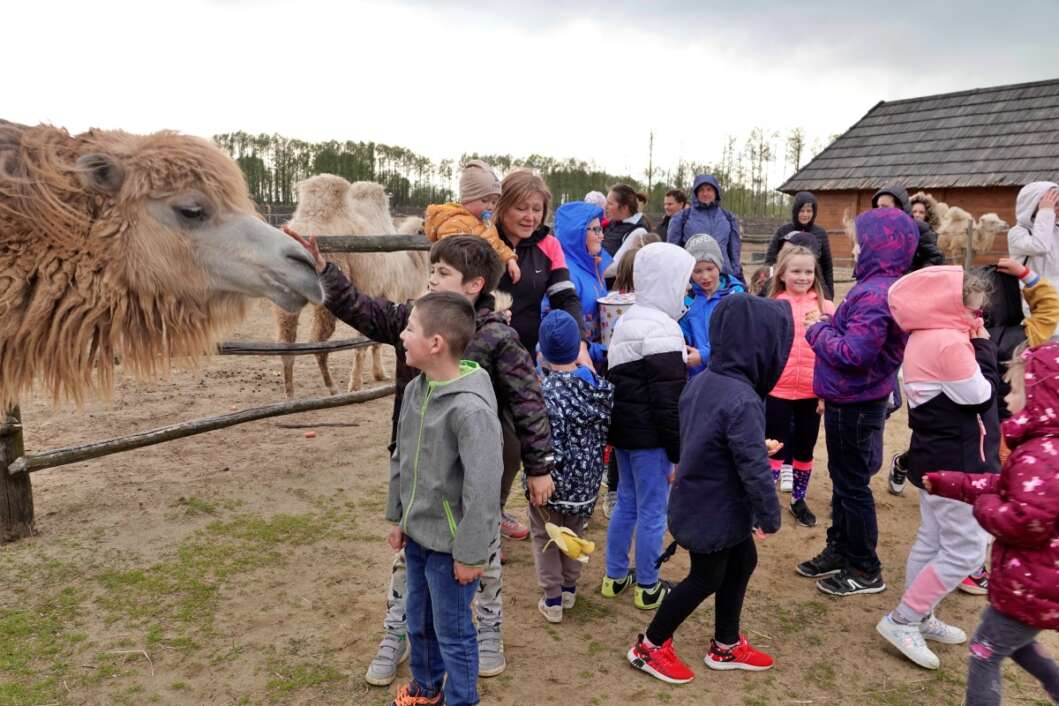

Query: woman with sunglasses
552 200 612 367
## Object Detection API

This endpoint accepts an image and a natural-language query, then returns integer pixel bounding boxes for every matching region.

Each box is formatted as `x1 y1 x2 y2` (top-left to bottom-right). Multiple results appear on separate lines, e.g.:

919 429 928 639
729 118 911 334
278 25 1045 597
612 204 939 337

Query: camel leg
311 306 338 395
372 344 389 381
350 346 365 392
274 306 300 399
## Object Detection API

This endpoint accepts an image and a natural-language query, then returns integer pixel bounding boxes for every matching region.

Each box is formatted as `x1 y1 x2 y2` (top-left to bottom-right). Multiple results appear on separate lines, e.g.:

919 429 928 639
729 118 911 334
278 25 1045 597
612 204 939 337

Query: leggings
646 537 758 647
765 396 820 462
966 605 1059 706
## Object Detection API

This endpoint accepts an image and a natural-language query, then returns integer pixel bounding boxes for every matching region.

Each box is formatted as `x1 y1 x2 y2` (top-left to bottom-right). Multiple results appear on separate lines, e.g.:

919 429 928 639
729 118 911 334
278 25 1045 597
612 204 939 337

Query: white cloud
5 0 1057 188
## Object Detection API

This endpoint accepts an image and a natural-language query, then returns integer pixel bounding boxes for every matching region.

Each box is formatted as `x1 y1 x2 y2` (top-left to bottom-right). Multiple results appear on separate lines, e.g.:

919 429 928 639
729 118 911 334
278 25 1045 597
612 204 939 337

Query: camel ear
76 153 125 194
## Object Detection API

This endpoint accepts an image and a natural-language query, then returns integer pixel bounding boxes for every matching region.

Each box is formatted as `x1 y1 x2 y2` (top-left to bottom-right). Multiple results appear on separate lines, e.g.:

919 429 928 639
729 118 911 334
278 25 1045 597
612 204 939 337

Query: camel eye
175 205 206 221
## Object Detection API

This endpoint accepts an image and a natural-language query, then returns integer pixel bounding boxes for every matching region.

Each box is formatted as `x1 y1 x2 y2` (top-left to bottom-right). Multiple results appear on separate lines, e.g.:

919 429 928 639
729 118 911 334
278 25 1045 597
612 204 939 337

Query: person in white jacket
1008 182 1059 331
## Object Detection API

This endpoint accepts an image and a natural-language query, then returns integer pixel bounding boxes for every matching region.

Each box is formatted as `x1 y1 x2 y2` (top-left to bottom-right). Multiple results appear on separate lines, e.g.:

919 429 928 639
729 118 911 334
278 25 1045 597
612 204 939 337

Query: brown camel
0 120 323 409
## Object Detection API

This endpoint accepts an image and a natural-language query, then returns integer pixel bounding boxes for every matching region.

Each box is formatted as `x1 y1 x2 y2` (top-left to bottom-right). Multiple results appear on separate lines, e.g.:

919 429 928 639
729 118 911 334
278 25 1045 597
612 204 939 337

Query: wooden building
779 78 1059 261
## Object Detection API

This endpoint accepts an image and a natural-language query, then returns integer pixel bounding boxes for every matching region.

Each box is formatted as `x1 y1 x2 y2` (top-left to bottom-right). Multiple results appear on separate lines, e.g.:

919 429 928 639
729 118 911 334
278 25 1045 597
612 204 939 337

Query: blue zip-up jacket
668 294 791 554
667 174 743 279
551 201 611 348
679 275 746 378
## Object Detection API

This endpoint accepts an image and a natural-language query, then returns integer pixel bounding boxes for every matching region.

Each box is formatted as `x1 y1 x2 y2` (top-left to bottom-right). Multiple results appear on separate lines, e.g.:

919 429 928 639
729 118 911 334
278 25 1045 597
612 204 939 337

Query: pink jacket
926 342 1059 630
770 290 835 400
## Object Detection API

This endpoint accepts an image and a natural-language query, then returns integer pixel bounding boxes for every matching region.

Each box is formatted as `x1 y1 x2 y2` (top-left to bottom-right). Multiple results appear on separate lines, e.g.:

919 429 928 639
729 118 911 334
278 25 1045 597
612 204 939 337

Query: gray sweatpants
382 526 503 635
528 508 587 599
894 492 989 624
966 605 1059 706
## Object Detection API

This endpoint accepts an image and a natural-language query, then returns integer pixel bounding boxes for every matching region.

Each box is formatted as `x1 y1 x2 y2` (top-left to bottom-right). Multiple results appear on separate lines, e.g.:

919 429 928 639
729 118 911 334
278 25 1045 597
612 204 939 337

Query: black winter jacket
496 224 585 355
906 338 1001 489
764 191 835 298
668 295 791 553
320 264 555 476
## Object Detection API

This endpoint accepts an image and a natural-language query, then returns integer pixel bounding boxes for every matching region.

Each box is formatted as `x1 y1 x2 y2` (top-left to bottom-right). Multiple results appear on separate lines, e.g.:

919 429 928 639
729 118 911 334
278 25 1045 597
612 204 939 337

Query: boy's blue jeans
605 447 671 587
404 536 480 706
823 398 886 575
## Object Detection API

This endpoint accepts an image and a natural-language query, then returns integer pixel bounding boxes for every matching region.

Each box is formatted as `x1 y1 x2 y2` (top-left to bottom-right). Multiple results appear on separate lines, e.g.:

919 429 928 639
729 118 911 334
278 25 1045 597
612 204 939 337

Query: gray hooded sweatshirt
386 361 502 566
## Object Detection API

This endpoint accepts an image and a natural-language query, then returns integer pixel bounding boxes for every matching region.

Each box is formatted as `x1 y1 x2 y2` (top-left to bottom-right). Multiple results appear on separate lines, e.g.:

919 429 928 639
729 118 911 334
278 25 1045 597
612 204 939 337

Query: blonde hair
495 169 551 233
768 245 826 305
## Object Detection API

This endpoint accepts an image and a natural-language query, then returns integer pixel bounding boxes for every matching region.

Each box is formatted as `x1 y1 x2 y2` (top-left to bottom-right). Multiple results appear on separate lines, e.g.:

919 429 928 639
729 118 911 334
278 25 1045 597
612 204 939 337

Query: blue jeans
605 448 671 588
823 399 886 574
404 536 480 706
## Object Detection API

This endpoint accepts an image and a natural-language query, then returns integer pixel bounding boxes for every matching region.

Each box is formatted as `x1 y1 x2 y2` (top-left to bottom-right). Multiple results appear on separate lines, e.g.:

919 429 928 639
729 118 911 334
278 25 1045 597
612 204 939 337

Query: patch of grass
265 661 343 696
0 584 81 703
772 598 829 635
177 496 219 516
586 640 606 656
806 661 836 690
564 594 614 624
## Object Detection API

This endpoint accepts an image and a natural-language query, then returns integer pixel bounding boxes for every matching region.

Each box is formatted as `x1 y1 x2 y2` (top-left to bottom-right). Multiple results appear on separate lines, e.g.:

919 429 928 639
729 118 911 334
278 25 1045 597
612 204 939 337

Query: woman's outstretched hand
282 225 327 273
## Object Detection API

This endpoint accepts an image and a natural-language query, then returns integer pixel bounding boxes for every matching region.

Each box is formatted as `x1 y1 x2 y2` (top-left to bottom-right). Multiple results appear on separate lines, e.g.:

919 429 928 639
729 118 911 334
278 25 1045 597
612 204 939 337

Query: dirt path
2 298 1056 706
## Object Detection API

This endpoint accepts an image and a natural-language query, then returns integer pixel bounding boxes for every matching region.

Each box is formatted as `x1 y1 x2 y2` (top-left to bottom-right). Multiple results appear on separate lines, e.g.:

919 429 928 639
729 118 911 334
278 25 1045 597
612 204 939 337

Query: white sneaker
538 597 562 623
562 590 576 610
603 490 617 518
919 614 967 644
364 632 410 686
876 615 939 669
779 465 794 493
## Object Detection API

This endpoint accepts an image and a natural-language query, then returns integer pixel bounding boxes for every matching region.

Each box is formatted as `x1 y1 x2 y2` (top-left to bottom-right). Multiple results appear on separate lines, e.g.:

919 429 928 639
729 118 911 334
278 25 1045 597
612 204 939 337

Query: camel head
0 122 324 406
76 130 324 312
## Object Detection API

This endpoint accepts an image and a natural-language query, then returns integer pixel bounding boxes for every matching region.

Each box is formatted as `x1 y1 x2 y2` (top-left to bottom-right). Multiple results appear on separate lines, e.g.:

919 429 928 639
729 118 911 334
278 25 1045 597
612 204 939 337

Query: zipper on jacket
401 385 434 531
442 498 458 539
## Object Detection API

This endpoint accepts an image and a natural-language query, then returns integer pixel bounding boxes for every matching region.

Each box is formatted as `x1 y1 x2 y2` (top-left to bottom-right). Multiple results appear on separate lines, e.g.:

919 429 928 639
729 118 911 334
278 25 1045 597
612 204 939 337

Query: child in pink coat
765 245 835 527
924 341 1059 706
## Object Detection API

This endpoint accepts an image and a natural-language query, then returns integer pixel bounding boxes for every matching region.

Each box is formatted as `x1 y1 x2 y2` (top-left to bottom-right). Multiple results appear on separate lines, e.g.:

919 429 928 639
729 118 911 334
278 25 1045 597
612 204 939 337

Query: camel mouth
265 256 324 312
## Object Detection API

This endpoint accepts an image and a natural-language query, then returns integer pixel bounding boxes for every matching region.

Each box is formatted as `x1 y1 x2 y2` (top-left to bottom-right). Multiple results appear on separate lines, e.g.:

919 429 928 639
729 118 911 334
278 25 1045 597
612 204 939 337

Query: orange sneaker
705 636 774 671
388 682 444 706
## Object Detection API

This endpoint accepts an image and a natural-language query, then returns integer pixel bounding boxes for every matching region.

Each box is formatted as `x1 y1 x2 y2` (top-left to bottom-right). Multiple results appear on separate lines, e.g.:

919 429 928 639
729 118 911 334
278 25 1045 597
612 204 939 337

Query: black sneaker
789 499 817 527
888 452 908 496
796 544 846 578
816 568 886 596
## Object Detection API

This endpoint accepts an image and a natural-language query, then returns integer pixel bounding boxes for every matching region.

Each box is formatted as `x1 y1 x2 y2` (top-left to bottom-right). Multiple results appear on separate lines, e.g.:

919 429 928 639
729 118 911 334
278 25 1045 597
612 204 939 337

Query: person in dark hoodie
872 185 944 271
667 174 743 280
764 191 834 298
795 208 919 597
627 294 790 683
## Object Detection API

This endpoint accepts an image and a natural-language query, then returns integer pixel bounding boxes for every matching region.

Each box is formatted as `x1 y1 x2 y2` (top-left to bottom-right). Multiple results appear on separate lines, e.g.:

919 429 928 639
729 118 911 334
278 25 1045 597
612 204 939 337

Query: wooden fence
0 234 430 543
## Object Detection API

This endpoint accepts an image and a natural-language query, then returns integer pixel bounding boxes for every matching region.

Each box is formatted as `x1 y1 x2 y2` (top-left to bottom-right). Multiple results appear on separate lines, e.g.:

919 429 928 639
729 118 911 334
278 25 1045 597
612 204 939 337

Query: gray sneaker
603 490 617 518
364 632 409 686
477 628 506 677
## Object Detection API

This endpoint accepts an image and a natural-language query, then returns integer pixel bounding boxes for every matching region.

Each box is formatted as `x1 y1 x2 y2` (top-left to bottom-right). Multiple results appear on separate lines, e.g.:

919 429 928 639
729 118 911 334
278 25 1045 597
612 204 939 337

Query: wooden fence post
1 407 34 542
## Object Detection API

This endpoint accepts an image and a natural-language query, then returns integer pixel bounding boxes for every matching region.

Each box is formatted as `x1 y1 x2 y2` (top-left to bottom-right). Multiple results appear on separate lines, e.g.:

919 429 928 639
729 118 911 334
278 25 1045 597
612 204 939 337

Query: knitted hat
538 310 581 365
459 160 501 203
685 234 723 269
584 191 607 210
780 230 821 257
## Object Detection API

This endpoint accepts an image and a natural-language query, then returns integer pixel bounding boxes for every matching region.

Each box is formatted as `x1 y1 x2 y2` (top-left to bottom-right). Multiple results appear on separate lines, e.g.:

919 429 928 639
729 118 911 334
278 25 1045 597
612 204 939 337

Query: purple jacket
806 208 918 403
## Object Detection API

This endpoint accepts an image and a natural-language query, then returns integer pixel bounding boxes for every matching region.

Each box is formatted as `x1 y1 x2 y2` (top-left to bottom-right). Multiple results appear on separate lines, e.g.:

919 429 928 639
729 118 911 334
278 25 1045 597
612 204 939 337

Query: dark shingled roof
779 78 1059 193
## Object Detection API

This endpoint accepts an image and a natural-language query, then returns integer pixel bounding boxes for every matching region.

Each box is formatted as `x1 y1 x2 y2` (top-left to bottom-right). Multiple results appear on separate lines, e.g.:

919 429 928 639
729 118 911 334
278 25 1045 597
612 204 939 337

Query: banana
543 522 593 563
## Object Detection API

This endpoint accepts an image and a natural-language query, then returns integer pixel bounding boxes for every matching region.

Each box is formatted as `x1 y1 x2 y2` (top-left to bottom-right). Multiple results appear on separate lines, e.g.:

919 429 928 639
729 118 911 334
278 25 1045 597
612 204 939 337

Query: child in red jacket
924 341 1059 706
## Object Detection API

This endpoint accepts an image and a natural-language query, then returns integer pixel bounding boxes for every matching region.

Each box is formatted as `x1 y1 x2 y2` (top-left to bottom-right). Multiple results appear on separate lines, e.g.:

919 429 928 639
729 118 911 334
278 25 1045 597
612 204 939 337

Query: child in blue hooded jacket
627 294 789 683
679 234 745 377
552 201 612 367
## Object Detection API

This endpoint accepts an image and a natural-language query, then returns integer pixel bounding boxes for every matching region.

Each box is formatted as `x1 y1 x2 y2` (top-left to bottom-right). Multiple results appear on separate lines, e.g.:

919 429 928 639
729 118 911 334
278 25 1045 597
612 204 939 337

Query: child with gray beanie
679 234 746 378
425 160 522 282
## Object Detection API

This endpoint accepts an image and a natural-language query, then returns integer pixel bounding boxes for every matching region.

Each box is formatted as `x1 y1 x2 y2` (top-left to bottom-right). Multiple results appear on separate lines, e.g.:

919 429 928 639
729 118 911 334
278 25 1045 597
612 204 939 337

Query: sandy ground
3 295 1057 706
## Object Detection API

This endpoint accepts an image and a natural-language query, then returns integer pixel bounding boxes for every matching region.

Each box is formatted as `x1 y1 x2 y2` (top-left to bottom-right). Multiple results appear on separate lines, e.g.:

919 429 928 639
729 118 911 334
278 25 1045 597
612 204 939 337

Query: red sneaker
705 636 774 671
958 569 988 595
627 634 695 684
388 682 444 705
500 512 529 541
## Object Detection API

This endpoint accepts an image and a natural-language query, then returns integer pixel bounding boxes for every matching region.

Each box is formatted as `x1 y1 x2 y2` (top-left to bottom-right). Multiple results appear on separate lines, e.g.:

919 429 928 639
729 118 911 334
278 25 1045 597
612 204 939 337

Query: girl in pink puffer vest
925 341 1059 706
765 245 835 528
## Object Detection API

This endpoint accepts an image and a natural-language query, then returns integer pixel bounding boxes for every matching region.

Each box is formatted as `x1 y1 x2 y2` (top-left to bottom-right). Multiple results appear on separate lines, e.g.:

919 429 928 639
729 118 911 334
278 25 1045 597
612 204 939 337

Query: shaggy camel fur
275 176 428 397
937 206 1007 262
0 121 322 408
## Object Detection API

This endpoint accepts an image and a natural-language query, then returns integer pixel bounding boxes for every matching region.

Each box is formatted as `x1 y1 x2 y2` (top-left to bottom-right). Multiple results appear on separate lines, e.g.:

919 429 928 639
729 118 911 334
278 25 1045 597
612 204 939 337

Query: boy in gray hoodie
385 291 503 706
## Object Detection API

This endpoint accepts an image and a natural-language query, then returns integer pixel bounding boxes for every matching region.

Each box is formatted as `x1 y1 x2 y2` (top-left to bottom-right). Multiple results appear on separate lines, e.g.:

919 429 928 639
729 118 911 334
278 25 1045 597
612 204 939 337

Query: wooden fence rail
9 385 394 476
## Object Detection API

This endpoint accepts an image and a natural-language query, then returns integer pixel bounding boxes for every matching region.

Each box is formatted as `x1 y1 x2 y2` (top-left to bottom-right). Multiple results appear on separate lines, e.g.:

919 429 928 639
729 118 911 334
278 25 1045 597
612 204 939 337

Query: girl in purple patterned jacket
794 208 919 597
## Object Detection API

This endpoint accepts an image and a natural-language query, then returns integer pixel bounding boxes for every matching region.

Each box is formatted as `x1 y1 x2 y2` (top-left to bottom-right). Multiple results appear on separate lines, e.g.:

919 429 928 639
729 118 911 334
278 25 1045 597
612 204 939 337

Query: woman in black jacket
764 191 834 298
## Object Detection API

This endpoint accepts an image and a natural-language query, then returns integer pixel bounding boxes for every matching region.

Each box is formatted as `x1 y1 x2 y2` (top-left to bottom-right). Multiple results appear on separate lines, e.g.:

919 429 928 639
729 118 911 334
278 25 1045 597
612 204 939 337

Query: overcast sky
6 0 1059 185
